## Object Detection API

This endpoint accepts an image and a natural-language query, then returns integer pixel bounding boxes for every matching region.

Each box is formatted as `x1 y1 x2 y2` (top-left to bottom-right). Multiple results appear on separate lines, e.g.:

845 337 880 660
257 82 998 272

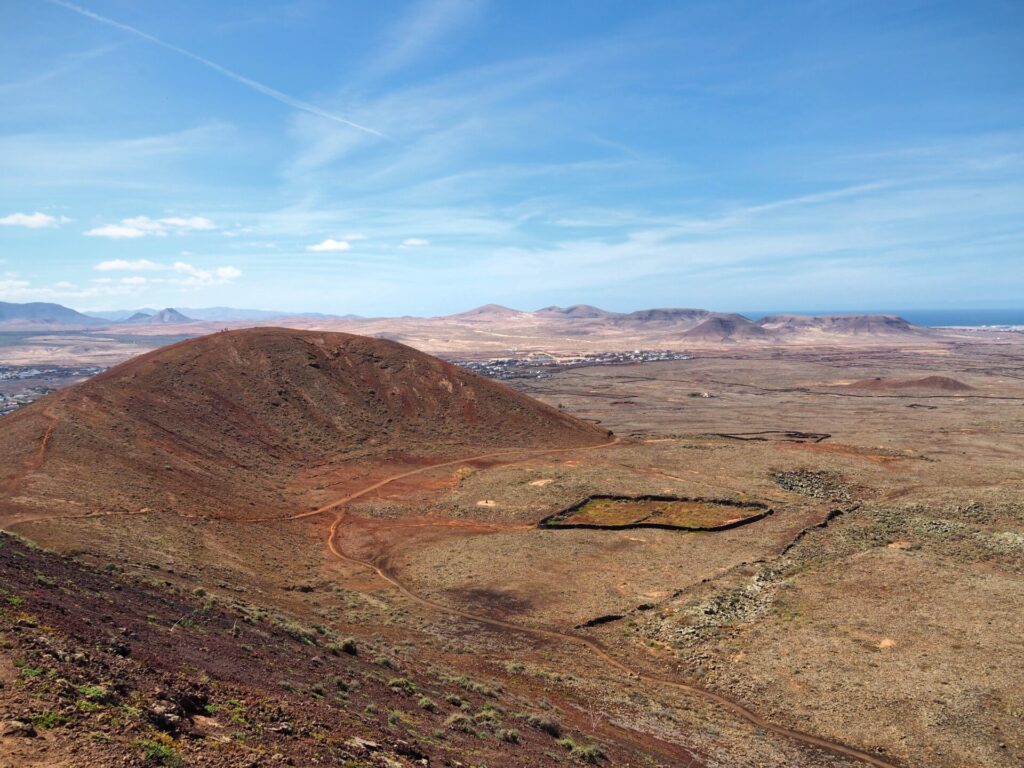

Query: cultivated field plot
541 494 771 530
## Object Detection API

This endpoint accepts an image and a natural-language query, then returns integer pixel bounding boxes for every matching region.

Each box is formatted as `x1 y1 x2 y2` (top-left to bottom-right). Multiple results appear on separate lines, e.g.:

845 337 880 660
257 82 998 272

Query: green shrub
497 728 521 744
134 735 182 767
417 695 438 712
572 743 606 763
340 637 358 655
445 712 476 734
525 713 562 737
388 677 417 695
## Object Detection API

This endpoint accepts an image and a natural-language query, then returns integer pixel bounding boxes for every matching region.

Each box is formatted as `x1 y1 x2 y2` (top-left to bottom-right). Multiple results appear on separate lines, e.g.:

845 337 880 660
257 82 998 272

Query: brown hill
447 303 527 320
0 328 607 521
537 304 616 319
844 375 974 392
756 314 929 336
620 308 709 325
682 314 771 342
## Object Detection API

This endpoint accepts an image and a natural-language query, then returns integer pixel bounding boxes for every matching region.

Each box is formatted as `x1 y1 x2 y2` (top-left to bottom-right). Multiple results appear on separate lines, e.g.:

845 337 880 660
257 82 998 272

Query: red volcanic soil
844 375 974 392
0 531 667 768
0 328 607 521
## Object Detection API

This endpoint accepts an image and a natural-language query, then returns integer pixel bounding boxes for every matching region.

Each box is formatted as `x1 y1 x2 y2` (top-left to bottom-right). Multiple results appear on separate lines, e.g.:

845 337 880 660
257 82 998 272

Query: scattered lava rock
771 469 852 501
1 719 37 737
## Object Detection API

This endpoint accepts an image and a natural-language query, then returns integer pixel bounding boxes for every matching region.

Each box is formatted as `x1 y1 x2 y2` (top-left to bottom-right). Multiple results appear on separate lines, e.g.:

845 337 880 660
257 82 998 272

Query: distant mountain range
0 301 105 327
0 300 952 353
88 306 315 322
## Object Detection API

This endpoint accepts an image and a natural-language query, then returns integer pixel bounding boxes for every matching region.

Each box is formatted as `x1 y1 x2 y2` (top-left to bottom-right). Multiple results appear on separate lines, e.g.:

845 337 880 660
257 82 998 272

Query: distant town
449 349 693 380
0 365 106 416
0 351 694 415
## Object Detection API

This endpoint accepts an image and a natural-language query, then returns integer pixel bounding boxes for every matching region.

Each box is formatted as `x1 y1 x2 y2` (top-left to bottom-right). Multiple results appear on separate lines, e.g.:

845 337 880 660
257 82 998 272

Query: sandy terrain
2 332 1022 766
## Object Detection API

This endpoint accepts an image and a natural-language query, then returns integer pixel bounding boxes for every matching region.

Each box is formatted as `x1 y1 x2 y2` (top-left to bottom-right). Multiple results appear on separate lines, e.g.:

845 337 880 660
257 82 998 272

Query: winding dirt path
317 443 900 768
1 402 61 495
253 437 624 523
0 426 898 766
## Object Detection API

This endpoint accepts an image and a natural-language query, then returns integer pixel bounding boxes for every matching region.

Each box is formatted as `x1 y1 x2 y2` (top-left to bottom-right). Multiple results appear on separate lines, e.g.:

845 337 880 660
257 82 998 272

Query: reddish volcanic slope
0 328 607 521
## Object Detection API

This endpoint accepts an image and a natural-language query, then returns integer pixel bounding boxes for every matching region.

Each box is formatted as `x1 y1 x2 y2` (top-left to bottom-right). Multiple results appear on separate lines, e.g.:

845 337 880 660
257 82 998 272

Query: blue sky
1 0 1022 315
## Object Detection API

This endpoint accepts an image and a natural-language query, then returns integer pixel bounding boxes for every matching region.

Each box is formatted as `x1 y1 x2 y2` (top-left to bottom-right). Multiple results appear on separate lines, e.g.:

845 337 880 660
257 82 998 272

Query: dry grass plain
5 334 1024 766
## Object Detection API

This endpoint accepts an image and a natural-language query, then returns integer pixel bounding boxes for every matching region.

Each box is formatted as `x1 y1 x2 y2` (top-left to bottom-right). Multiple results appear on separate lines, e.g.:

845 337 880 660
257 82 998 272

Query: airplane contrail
46 0 387 138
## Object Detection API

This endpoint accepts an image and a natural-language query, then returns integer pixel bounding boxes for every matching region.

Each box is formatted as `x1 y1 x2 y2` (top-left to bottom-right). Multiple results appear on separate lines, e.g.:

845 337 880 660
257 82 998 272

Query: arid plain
1 322 1022 767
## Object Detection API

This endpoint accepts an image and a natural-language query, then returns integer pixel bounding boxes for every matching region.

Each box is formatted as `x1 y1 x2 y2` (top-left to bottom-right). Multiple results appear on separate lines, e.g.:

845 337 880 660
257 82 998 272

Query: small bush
31 711 69 729
444 693 465 707
572 743 606 763
526 713 562 737
387 709 411 726
134 735 182 767
497 727 521 744
445 712 477 734
340 637 358 655
417 695 438 712
474 705 502 726
388 677 417 695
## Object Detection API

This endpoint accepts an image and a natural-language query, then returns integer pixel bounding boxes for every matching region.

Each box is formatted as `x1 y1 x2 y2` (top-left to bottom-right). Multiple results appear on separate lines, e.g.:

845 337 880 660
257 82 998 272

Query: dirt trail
0 428 898 765
318 445 900 768
1 401 61 495
254 437 624 523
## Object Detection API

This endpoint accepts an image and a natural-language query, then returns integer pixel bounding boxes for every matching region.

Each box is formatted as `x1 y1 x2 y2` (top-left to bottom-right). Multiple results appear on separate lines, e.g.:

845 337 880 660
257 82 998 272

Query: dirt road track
318 443 901 768
1 402 61 495
1 425 900 766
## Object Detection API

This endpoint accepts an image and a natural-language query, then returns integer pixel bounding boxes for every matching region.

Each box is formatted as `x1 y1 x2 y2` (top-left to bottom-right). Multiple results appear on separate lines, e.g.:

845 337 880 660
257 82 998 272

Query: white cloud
171 261 242 286
307 238 352 252
94 259 162 271
84 215 216 239
90 258 242 287
50 0 385 137
85 223 148 239
0 211 69 228
401 237 429 247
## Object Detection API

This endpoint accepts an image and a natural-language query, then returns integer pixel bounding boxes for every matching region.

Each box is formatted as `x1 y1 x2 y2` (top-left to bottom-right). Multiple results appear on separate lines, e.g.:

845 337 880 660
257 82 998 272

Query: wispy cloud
307 238 352 252
85 216 216 239
401 237 429 247
366 0 483 79
46 0 387 138
0 44 116 93
91 259 242 288
94 259 163 271
0 212 70 228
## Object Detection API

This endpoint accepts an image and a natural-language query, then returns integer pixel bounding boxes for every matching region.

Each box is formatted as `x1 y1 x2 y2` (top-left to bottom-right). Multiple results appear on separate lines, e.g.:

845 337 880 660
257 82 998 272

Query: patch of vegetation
571 743 606 763
497 727 521 743
388 677 417 695
417 695 439 712
523 713 562 737
445 712 477 734
134 734 182 767
31 711 70 729
444 674 500 697
387 709 412 726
